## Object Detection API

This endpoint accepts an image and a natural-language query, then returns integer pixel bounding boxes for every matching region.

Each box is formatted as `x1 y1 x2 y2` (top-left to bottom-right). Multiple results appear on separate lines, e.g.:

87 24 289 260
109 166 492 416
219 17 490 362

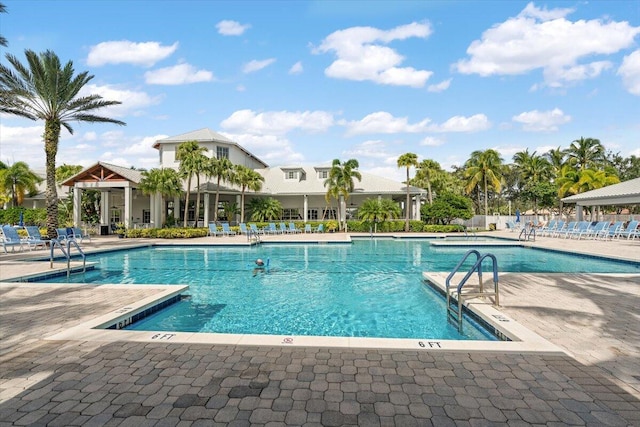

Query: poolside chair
1 225 25 253
25 226 48 250
278 222 289 234
505 220 519 232
583 221 609 240
238 223 249 235
220 223 236 236
538 220 557 237
265 223 281 235
567 221 592 239
604 221 624 240
208 223 223 237
72 227 91 243
304 224 312 233
616 220 639 240
56 228 74 241
315 224 324 233
554 221 576 238
288 223 301 234
249 223 264 235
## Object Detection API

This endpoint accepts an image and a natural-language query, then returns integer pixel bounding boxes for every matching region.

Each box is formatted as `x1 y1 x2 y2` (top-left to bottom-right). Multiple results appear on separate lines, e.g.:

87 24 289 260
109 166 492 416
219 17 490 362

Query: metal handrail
518 227 536 241
445 249 499 333
247 229 261 244
49 238 86 278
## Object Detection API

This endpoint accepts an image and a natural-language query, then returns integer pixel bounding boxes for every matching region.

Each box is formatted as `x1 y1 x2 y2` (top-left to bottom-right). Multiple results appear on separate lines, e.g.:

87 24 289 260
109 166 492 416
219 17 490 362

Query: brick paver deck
1 233 639 425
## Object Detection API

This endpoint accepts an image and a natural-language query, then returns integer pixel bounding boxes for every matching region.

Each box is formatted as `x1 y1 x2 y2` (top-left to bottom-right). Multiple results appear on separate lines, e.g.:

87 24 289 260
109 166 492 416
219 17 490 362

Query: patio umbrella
18 211 24 227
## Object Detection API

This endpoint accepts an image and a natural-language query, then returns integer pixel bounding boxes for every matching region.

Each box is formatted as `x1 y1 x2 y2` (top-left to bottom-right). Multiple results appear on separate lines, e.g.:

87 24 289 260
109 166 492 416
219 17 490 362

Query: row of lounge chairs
207 222 324 237
1 225 91 253
537 219 639 240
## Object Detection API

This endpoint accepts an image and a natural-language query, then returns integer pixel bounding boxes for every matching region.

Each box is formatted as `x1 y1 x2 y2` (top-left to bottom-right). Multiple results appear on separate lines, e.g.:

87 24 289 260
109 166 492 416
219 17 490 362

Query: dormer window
318 170 328 179
287 171 298 180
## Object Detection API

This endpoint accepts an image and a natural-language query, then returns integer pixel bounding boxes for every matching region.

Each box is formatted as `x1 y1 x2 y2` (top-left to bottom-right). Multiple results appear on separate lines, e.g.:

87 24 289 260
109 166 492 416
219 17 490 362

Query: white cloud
236 84 246 92
144 63 214 85
314 22 433 87
220 109 334 135
289 61 303 75
242 58 276 74
455 2 640 88
220 133 304 166
342 140 390 159
80 84 163 117
87 41 178 67
420 136 444 146
82 132 97 141
427 78 452 93
343 112 431 135
216 20 251 36
618 49 640 95
0 124 44 166
121 135 163 156
432 114 491 133
512 108 571 131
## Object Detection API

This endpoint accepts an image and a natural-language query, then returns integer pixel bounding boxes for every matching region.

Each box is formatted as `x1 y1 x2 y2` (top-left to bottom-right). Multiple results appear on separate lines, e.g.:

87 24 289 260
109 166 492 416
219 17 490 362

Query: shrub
422 224 465 233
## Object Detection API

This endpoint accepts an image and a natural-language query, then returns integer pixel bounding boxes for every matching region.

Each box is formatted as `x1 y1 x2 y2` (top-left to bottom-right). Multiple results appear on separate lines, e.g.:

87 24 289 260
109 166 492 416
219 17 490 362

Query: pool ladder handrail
518 226 536 241
463 228 477 240
445 249 499 333
50 238 86 278
247 229 261 244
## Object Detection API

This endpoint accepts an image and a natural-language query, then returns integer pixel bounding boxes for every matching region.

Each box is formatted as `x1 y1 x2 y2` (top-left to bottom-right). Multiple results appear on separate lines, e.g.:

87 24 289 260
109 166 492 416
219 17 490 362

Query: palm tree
248 197 283 221
464 149 504 215
0 3 7 47
55 164 83 183
358 198 401 233
0 161 42 206
513 149 552 213
0 50 125 237
234 165 264 223
567 137 605 171
206 156 234 222
139 168 182 227
397 153 418 231
176 141 207 227
324 159 362 231
414 159 443 205
544 146 567 180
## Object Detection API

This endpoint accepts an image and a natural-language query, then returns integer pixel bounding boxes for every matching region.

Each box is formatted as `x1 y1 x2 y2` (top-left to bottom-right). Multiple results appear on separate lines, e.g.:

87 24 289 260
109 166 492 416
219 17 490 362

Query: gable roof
152 128 268 168
561 177 640 206
256 166 423 196
61 162 144 187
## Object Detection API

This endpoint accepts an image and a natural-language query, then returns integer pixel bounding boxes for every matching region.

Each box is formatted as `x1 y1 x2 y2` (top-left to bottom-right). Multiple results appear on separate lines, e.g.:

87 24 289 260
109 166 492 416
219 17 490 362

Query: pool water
41 239 639 340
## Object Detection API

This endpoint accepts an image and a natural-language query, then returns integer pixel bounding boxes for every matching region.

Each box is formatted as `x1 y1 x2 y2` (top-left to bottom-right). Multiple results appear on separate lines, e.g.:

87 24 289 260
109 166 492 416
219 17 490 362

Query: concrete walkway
1 232 639 425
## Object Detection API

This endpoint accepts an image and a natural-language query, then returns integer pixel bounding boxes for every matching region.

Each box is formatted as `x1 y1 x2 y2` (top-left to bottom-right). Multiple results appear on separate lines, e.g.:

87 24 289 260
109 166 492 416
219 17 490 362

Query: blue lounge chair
605 221 624 240
279 222 289 234
288 223 301 234
25 226 48 250
72 227 91 243
249 223 264 235
538 220 557 237
554 221 576 238
1 225 25 253
221 223 236 236
265 223 281 235
567 221 592 239
239 223 249 235
304 224 312 233
208 223 223 237
583 221 609 240
315 224 324 233
616 220 639 240
56 228 74 241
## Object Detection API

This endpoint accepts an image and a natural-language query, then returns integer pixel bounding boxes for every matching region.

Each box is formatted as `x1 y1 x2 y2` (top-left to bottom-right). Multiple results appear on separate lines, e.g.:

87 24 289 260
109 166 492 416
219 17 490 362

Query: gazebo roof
561 177 640 206
61 162 144 187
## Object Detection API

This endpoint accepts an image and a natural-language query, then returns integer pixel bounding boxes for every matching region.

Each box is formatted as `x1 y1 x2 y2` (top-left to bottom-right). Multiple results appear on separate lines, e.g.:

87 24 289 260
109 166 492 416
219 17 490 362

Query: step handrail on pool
49 238 86 278
445 249 499 333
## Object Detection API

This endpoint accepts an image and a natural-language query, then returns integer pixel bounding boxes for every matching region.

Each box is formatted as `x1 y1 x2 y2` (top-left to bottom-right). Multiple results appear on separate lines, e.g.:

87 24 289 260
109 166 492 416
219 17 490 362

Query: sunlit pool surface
39 239 639 340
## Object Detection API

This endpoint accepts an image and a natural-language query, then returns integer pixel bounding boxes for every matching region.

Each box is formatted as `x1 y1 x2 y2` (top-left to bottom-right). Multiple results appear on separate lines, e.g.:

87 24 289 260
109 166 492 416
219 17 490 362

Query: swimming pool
39 239 639 340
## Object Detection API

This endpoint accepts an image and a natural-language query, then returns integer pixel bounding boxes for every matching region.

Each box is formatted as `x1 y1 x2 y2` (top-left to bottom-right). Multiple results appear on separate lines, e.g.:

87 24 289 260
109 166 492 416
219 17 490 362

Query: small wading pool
37 239 639 340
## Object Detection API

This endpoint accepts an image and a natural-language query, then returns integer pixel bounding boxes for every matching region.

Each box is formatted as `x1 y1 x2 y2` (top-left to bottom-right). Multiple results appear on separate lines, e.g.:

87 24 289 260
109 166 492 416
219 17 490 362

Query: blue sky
1 0 639 182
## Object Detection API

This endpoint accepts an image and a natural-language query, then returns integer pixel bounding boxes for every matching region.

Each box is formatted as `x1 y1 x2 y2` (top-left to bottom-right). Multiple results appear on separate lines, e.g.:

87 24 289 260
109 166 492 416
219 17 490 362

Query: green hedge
124 227 208 239
0 207 47 226
422 224 465 233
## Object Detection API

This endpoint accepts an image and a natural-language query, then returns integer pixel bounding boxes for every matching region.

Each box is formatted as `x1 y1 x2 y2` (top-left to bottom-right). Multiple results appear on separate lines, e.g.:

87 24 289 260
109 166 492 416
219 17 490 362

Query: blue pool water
40 239 639 340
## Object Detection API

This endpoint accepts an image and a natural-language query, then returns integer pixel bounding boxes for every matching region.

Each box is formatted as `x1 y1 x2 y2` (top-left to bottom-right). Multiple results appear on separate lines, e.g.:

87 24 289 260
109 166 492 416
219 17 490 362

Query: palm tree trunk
483 175 489 216
183 175 191 227
194 174 201 228
240 187 246 224
405 167 410 231
427 180 433 205
44 120 60 238
214 177 221 222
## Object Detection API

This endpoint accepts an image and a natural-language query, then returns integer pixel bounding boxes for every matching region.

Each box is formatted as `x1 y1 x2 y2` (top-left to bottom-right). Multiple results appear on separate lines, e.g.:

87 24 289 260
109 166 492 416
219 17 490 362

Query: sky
1 0 639 182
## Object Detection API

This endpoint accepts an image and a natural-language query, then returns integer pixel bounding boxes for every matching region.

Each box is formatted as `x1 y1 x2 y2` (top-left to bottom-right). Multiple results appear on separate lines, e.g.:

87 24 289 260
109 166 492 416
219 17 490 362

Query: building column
235 194 242 223
576 205 583 221
303 195 308 222
203 193 210 224
73 187 82 226
173 195 180 223
101 190 110 225
124 186 133 228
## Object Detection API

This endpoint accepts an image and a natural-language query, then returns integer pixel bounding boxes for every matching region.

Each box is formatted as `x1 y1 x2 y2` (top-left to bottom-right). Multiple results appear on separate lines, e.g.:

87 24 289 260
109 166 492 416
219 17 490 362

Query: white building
63 128 424 232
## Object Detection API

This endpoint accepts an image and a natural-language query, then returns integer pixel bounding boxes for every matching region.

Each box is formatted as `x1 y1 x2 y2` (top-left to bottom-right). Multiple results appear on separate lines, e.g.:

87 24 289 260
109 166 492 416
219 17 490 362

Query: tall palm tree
397 153 418 231
464 149 504 215
544 146 567 180
176 141 207 227
0 50 125 237
0 161 42 206
324 159 362 231
139 168 182 227
206 156 234 222
414 159 443 205
234 165 264 224
513 149 552 213
567 137 605 171
0 3 7 47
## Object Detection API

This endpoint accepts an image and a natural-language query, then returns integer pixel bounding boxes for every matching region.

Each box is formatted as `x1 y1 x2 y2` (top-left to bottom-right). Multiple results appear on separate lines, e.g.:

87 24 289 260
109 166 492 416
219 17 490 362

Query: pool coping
42 279 566 355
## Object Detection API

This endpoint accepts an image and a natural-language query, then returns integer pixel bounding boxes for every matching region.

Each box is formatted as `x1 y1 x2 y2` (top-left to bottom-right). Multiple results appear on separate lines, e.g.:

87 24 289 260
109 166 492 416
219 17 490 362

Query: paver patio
1 232 639 425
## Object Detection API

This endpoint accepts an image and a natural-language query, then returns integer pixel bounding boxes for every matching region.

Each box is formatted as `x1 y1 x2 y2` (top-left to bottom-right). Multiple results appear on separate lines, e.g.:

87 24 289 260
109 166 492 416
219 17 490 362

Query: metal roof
561 177 640 206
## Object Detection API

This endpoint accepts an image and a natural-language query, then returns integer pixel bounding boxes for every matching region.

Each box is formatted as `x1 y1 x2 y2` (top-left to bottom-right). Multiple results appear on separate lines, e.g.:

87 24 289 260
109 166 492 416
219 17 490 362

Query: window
318 170 328 179
307 209 318 220
142 209 150 224
110 209 121 224
287 171 297 180
282 208 300 220
217 146 229 159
